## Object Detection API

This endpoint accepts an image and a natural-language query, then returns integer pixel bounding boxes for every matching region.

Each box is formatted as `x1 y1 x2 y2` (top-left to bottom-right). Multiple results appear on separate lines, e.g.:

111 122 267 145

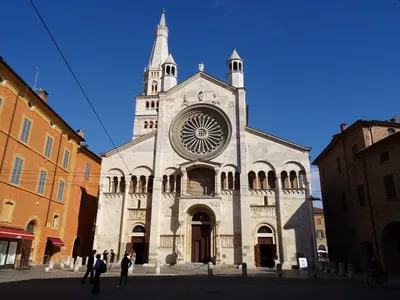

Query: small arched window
233 61 238 71
221 172 227 190
133 225 146 233
171 67 176 76
149 121 154 129
248 171 256 189
289 171 298 188
258 226 273 234
151 101 155 110
166 65 171 75
228 172 234 189
258 171 266 189
151 81 158 94
281 171 289 189
144 121 148 129
155 121 158 128
267 171 276 189
145 101 150 110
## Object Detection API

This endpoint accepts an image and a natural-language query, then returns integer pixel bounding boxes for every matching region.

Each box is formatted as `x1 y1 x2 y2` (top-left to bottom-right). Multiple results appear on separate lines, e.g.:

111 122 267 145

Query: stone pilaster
118 180 130 261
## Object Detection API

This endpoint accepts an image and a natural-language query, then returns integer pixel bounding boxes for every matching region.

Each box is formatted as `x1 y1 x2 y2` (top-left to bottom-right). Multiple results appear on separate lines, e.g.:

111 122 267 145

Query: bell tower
227 49 244 88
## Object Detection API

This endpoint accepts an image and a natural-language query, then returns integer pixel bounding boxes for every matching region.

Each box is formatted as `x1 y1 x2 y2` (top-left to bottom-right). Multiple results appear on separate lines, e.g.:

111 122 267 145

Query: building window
20 118 32 143
63 150 70 169
52 215 60 229
383 174 397 200
0 98 3 110
316 230 324 239
44 136 53 158
341 192 347 211
37 170 47 195
316 218 322 225
336 156 342 172
352 144 358 162
380 151 389 163
85 163 91 178
357 184 366 206
57 180 65 202
10 157 23 185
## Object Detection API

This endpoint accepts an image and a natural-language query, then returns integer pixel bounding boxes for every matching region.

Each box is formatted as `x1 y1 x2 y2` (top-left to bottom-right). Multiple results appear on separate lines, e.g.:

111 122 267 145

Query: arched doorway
25 221 37 264
381 222 400 274
191 212 212 263
131 225 147 264
43 240 53 264
318 244 327 251
255 225 276 267
187 167 215 196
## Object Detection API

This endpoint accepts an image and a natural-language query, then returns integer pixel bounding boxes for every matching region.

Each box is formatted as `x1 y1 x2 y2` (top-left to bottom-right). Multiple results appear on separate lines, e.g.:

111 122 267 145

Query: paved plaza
0 266 399 299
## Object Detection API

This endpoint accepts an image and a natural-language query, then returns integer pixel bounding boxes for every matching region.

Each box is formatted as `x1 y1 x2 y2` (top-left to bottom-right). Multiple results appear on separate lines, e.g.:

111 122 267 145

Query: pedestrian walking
102 250 109 264
109 249 115 270
131 250 136 269
82 249 96 284
118 253 132 287
92 254 107 294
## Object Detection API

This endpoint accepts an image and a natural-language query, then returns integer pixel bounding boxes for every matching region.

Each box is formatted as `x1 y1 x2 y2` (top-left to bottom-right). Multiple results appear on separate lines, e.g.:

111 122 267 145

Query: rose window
170 104 231 160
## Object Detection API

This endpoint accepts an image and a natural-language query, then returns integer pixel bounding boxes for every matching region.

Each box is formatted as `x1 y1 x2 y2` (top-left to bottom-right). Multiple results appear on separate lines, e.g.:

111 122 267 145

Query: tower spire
147 9 169 69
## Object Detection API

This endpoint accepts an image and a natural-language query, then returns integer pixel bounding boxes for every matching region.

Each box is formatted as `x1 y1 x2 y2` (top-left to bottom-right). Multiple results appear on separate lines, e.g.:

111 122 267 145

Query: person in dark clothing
103 250 109 264
92 254 106 294
82 249 96 284
118 253 132 287
109 249 115 270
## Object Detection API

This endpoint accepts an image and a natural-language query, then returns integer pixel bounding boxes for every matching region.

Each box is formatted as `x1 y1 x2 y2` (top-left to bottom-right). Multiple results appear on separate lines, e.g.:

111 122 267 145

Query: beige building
93 11 316 269
313 208 327 256
313 118 400 273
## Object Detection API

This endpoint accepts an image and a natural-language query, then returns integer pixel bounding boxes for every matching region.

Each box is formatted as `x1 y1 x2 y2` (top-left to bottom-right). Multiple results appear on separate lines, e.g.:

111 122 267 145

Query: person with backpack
118 253 132 287
92 254 107 294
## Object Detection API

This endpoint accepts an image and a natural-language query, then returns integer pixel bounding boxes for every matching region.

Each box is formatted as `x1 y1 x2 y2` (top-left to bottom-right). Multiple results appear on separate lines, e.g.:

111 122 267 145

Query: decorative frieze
281 189 306 195
127 209 146 220
250 206 276 219
160 235 183 248
249 189 276 196
220 235 235 248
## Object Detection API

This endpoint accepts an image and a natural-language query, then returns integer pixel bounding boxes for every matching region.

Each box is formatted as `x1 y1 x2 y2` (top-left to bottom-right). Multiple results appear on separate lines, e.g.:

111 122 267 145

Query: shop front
0 227 34 269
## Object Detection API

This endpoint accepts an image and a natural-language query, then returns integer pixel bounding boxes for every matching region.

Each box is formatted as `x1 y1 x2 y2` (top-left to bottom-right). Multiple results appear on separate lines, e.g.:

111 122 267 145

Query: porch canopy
47 237 64 247
0 227 34 240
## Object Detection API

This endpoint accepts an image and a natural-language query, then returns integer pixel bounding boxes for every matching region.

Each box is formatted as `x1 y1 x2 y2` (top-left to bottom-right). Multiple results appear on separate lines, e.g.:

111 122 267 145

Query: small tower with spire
227 49 244 88
161 54 178 91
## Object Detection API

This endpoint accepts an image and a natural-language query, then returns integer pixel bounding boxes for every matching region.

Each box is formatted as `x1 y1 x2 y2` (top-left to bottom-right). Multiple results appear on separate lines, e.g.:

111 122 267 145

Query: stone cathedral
93 10 315 268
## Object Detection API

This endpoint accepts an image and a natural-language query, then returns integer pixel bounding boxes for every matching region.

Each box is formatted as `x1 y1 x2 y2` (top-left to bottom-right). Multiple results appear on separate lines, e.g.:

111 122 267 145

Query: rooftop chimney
76 129 84 138
37 88 48 102
340 123 347 132
390 116 399 123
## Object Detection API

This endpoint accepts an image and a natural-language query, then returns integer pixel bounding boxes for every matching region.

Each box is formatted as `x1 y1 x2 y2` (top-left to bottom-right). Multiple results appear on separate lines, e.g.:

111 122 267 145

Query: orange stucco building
0 57 101 269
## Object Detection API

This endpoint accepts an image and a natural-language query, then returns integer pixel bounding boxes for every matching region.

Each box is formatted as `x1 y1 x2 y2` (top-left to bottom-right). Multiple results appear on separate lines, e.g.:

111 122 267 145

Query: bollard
242 263 248 277
155 261 161 275
277 263 283 278
318 261 323 272
74 260 80 273
49 260 54 270
208 262 214 276
347 264 354 280
129 263 134 274
330 262 337 274
338 262 345 276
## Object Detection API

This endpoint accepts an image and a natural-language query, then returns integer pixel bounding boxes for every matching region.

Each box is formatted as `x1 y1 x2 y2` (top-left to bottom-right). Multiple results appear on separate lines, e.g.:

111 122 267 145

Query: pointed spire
159 8 166 26
164 54 176 65
228 49 242 61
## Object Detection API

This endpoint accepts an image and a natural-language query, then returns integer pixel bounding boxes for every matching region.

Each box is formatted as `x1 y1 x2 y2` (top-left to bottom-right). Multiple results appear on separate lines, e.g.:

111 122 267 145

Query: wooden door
254 244 261 267
192 225 211 262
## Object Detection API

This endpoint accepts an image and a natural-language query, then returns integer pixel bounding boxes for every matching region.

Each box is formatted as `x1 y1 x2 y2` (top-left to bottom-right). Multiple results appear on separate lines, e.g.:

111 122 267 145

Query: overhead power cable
28 0 132 174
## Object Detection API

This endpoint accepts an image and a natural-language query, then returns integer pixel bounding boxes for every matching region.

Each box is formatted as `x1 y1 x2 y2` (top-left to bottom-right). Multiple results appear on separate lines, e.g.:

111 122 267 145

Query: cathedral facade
93 11 315 268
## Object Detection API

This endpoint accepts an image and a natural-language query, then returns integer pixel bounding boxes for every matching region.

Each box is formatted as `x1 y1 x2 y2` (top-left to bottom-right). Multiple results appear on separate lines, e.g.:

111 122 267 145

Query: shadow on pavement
0 275 398 300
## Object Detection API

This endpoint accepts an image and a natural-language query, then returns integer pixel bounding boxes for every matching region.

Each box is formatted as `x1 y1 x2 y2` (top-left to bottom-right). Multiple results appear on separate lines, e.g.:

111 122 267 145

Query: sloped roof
245 126 312 152
100 131 156 157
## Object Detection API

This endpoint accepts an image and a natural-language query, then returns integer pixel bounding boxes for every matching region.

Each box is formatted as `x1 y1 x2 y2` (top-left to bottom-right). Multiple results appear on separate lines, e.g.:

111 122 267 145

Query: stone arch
283 161 306 172
132 166 153 177
221 163 238 173
163 167 179 176
24 218 41 263
251 160 276 173
255 223 275 234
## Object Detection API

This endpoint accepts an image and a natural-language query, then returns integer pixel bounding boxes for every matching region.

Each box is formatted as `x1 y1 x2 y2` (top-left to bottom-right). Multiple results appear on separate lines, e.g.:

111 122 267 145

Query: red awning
0 227 34 240
48 237 64 247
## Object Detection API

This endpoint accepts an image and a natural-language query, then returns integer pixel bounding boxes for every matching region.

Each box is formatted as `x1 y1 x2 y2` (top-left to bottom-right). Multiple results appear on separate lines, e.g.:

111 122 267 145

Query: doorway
131 237 146 264
190 212 212 263
254 225 276 267
43 240 53 264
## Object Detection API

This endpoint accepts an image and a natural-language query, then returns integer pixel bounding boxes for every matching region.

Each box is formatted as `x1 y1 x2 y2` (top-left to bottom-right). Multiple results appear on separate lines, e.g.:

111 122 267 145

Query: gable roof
165 71 238 96
100 131 156 157
312 119 400 165
245 126 312 152
313 207 324 214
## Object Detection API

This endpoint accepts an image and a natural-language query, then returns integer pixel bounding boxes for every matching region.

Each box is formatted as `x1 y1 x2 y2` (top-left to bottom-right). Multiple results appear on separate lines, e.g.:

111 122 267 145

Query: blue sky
2 1 400 206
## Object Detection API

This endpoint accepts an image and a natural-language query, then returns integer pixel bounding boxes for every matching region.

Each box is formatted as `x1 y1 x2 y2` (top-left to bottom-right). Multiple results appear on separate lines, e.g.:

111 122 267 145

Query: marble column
215 167 221 195
118 179 130 261
181 168 187 196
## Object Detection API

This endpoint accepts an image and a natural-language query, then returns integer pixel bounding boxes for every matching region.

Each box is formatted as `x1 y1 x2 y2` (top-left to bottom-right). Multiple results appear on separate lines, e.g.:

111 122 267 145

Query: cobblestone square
0 268 398 300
